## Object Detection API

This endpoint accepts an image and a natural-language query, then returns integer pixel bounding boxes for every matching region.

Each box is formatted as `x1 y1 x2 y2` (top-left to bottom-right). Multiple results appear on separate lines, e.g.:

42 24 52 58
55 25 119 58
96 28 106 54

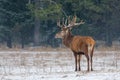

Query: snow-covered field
0 50 120 80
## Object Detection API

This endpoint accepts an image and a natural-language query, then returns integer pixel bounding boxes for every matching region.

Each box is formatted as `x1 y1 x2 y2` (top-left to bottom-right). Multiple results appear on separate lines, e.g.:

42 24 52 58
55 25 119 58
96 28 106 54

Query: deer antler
57 15 84 28
67 15 85 28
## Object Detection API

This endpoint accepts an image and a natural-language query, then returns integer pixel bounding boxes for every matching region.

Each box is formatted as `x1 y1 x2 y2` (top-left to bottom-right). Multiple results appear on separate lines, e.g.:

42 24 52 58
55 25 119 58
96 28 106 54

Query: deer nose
55 34 59 38
55 33 62 38
55 35 58 38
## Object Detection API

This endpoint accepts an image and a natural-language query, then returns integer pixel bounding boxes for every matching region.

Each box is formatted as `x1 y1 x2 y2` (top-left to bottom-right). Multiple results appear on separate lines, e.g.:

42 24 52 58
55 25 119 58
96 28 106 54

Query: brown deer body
55 16 95 71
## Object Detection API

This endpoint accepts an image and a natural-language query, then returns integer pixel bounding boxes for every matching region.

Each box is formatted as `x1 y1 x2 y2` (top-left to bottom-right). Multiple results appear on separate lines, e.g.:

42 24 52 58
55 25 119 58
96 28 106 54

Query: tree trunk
105 11 112 46
105 25 112 46
34 17 40 46
21 34 24 49
34 0 40 46
6 35 12 48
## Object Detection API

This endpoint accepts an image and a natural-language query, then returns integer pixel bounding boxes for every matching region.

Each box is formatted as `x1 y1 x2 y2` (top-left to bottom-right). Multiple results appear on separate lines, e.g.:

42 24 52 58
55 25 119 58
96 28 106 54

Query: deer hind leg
86 54 90 71
84 49 90 72
90 56 93 71
84 45 90 71
90 46 94 71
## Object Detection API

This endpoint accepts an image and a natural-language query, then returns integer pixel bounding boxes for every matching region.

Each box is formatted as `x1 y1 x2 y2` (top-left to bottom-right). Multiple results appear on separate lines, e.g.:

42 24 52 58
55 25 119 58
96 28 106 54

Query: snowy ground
0 50 120 80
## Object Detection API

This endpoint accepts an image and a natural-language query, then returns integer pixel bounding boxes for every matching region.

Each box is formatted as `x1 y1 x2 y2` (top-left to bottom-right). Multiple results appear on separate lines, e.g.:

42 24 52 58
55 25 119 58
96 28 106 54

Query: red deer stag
55 16 95 71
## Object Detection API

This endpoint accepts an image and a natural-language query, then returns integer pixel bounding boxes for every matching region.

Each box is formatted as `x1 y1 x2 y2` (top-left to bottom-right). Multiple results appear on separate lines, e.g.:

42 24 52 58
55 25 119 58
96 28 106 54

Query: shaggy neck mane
62 31 74 48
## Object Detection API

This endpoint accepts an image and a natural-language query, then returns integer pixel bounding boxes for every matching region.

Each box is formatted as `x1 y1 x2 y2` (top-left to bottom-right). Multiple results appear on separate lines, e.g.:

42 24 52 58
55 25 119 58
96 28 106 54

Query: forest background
0 0 120 48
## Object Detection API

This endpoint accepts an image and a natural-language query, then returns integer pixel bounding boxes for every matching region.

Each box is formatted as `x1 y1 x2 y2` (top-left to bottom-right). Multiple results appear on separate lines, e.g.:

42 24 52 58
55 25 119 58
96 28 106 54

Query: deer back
70 36 95 54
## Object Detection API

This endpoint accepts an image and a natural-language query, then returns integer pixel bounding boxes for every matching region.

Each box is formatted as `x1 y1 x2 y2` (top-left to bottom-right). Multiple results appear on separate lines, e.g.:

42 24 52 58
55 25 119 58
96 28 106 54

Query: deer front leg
73 53 77 71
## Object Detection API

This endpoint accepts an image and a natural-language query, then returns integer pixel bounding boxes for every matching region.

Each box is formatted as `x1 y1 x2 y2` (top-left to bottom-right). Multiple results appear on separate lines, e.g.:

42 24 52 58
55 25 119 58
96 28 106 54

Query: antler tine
79 20 85 24
67 15 77 27
68 16 71 25
62 18 65 26
57 19 61 27
65 18 67 26
74 20 85 26
82 20 85 23
72 15 77 23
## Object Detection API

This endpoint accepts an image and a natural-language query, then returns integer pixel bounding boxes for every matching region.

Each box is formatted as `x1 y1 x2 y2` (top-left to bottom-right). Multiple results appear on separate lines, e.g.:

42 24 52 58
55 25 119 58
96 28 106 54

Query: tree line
0 0 120 48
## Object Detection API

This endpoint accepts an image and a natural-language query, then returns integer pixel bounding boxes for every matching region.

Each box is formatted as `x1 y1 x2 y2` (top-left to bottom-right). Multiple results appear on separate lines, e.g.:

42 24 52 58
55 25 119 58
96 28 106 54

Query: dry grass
0 44 120 80
95 45 120 51
0 50 120 75
0 45 120 52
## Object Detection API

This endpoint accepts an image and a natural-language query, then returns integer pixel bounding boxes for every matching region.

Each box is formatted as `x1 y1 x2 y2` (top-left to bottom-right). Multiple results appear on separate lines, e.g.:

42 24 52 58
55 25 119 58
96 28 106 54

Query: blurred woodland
0 0 120 48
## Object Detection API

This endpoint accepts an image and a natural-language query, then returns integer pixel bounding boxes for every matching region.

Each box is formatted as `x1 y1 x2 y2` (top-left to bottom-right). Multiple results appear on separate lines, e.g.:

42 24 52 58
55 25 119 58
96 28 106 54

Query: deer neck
62 32 73 48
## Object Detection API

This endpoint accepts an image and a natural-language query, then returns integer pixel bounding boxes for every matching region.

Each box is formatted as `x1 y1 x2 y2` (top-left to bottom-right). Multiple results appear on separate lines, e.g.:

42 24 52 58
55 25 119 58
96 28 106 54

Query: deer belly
78 46 87 53
71 43 87 53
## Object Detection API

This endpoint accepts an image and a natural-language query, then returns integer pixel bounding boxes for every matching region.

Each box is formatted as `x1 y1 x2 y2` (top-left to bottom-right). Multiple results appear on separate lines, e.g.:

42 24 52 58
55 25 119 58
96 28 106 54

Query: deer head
55 15 85 38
